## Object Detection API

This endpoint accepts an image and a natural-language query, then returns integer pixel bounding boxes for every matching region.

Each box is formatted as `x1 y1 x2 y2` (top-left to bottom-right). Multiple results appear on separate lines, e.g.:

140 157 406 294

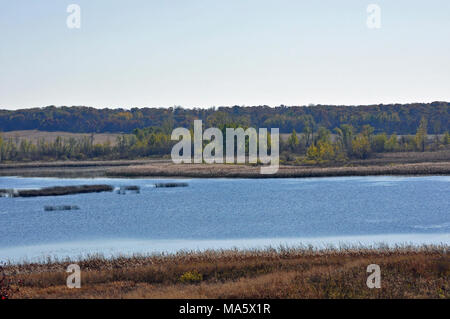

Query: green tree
352 135 371 159
317 126 331 143
371 133 387 153
317 141 335 161
361 125 374 139
414 117 427 152
384 134 398 152
0 134 3 162
338 124 354 155
306 144 319 161
302 125 313 148
442 132 450 145
287 129 299 152
306 141 335 162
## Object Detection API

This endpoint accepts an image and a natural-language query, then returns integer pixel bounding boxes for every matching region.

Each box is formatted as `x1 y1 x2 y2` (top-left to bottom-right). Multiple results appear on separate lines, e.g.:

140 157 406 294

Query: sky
0 0 449 110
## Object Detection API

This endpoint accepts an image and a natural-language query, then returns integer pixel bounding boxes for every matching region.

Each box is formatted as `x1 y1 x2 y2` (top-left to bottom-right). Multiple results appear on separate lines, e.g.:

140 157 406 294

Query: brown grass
0 159 170 178
349 150 450 166
107 161 450 178
0 130 123 145
3 246 449 299
0 150 448 178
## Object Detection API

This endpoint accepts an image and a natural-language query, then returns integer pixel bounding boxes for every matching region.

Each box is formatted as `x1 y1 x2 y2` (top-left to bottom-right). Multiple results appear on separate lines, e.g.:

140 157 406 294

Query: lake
1 176 449 262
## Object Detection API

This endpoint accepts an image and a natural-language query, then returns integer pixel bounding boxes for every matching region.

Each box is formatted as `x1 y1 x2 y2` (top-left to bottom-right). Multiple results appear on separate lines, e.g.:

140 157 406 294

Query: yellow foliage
179 270 203 284
306 141 335 162
116 112 133 120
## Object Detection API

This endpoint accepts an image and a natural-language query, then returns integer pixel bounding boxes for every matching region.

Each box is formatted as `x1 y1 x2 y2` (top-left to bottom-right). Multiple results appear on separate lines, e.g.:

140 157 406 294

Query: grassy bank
2 246 449 299
0 159 169 178
0 151 449 178
107 162 450 178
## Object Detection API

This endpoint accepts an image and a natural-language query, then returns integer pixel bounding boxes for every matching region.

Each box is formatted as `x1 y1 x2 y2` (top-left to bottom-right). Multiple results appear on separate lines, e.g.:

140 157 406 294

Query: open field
2 246 448 299
345 149 450 165
279 133 446 142
0 130 123 145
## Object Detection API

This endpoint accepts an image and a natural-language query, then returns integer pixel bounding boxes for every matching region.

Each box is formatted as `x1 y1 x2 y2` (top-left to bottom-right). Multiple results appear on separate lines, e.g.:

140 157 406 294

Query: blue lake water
0 176 449 262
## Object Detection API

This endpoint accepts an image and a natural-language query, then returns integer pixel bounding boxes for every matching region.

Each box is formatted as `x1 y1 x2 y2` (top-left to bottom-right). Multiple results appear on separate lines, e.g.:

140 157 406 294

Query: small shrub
179 270 203 284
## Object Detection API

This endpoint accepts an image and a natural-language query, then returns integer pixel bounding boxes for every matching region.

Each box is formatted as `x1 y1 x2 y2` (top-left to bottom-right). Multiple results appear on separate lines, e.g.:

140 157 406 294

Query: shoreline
2 233 449 265
0 159 449 179
107 162 450 179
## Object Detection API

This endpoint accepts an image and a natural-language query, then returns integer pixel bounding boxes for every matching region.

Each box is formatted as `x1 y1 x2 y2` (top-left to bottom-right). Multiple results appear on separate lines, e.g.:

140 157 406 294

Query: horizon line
1 100 449 111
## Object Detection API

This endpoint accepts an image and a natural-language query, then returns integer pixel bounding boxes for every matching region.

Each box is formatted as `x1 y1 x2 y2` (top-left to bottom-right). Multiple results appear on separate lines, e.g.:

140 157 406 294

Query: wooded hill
0 102 448 134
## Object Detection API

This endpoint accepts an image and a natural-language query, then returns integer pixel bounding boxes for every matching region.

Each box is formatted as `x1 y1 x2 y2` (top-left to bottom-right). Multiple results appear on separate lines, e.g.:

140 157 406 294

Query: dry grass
349 150 450 166
0 150 448 178
107 161 450 178
3 246 449 299
0 159 167 169
0 159 170 178
3 160 447 179
0 130 123 145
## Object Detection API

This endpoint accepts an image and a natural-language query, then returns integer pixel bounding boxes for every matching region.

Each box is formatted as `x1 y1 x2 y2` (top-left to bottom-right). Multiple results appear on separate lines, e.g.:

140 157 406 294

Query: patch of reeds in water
0 184 114 197
117 185 140 194
154 182 188 188
44 205 80 212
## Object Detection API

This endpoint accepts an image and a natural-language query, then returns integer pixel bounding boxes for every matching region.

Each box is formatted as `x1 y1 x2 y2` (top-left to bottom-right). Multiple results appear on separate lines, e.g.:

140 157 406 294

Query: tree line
283 118 450 164
0 118 449 163
0 128 172 162
0 102 448 134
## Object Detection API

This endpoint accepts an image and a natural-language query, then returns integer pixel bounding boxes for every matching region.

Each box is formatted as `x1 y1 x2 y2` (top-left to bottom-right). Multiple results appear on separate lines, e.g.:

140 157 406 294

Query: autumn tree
352 135 371 159
287 129 299 152
414 117 427 152
0 134 3 162
302 125 313 148
371 133 387 153
316 126 331 143
384 134 398 152
341 124 354 153
306 140 335 163
442 132 450 145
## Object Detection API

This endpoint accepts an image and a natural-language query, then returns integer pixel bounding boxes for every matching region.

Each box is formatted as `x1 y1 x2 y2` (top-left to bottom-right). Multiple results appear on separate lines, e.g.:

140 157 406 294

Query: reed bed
154 182 189 188
1 152 448 179
107 162 450 178
2 245 448 299
0 159 167 170
0 184 114 197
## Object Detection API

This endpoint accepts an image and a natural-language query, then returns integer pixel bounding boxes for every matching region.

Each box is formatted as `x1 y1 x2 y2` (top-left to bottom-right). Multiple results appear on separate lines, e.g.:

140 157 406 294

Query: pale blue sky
1 0 449 109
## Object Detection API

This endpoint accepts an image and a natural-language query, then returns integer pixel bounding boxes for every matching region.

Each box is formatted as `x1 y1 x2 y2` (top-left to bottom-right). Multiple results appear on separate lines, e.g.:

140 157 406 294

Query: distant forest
1 103 449 163
0 102 449 134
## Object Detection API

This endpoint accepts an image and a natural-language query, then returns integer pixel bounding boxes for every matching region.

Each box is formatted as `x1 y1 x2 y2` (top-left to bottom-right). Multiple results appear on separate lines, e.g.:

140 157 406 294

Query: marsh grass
4 245 448 299
1 151 448 178
3 184 114 197
106 161 450 178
